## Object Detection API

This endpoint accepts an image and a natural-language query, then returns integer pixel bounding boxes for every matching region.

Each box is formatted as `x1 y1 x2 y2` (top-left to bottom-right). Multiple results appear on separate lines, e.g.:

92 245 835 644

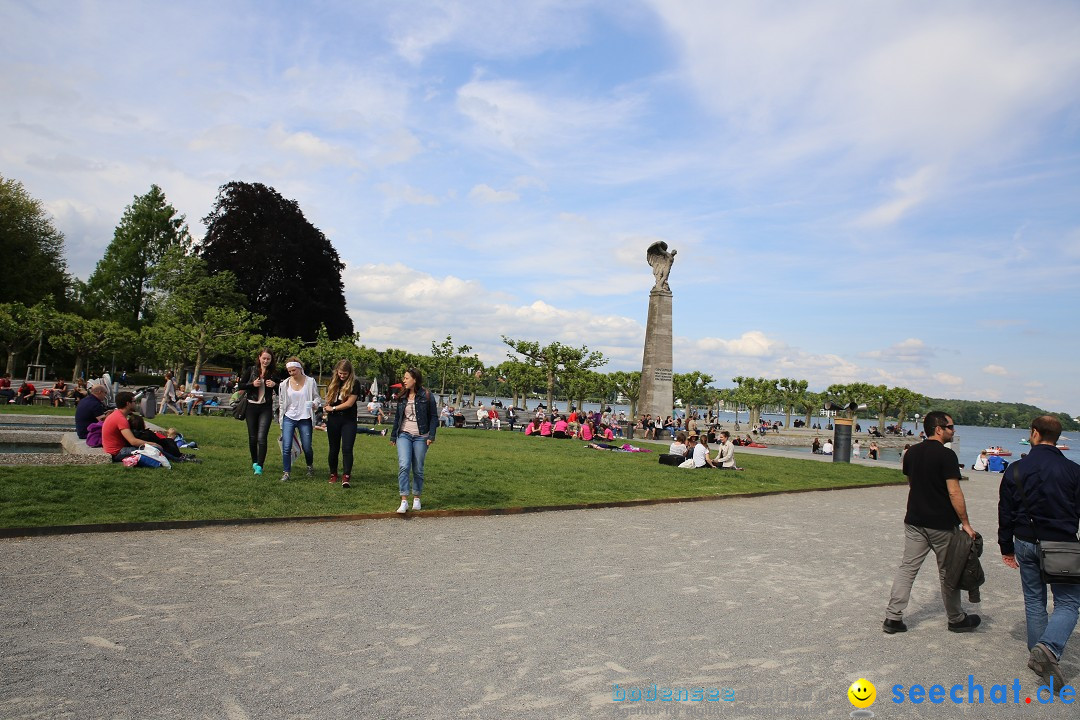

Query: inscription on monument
653 369 672 382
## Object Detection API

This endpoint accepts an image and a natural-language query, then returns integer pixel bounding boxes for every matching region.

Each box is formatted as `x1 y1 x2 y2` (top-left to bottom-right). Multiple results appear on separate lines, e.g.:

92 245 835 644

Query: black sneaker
947 614 981 633
882 618 907 634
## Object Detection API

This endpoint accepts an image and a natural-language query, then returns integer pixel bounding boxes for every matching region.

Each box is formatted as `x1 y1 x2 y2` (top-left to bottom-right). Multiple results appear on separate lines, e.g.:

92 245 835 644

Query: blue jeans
1015 539 1080 659
396 432 429 496
281 417 313 473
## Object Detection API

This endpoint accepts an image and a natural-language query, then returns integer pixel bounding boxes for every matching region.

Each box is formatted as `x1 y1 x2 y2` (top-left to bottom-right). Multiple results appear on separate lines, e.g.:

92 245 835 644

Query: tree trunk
72 356 83 383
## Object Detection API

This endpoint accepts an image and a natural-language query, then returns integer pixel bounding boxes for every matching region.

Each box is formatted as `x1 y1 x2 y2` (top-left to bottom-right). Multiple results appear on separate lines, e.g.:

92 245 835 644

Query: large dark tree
0 175 69 305
199 181 353 341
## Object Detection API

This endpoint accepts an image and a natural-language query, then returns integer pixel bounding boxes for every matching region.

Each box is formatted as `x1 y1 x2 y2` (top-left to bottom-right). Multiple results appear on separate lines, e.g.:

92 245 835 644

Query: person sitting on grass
525 418 541 436
101 391 164 463
693 434 719 469
669 431 688 458
75 384 111 439
539 417 552 437
716 431 743 470
580 419 594 442
551 416 570 439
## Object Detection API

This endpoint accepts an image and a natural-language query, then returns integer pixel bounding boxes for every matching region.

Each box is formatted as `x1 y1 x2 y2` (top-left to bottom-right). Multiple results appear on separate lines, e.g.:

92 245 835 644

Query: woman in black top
323 359 359 488
239 348 278 476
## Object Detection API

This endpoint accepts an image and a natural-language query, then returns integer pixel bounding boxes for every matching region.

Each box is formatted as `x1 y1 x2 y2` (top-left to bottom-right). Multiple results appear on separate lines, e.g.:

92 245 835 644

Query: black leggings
245 401 274 466
326 413 357 475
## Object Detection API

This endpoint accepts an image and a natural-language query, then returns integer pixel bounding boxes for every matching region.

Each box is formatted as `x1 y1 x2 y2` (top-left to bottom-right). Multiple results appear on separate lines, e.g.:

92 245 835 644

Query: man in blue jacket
999 415 1080 689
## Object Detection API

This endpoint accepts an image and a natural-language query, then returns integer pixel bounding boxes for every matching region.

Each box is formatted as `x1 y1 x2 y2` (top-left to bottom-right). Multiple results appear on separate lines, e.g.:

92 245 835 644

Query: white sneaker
396 500 408 514
412 497 421 511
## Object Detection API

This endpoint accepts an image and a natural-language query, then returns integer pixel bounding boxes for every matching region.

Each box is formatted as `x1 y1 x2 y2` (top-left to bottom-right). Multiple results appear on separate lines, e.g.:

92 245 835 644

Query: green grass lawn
0 407 904 529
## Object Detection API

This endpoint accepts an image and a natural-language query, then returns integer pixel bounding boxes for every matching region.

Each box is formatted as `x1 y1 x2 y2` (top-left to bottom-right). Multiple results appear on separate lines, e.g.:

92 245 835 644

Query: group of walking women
238 349 438 513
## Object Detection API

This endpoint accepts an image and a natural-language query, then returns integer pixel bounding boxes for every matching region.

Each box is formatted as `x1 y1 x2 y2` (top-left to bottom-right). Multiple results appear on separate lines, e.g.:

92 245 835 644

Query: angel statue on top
646 241 677 292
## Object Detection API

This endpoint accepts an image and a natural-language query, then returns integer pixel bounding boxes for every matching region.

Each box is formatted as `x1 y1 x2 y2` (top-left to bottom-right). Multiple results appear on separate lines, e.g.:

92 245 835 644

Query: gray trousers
886 523 965 624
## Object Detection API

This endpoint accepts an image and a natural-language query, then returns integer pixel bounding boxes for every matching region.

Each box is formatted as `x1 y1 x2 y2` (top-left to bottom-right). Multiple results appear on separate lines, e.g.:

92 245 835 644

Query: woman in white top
277 357 320 482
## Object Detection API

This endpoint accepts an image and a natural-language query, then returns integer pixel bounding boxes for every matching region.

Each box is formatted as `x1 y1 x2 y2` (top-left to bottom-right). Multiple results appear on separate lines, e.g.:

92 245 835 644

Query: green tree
431 335 475 400
0 175 68 305
83 185 190 327
0 301 58 376
731 376 779 429
376 348 416 396
502 336 606 410
890 387 927 434
149 247 262 382
563 368 610 412
498 358 543 409
825 382 876 420
199 181 353 341
300 324 341 384
673 371 715 417
774 378 809 429
800 390 824 428
609 370 642 420
49 314 136 382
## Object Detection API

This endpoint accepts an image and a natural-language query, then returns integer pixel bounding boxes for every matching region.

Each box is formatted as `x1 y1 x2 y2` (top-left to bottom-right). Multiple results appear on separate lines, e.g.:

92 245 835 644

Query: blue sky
4 0 1080 414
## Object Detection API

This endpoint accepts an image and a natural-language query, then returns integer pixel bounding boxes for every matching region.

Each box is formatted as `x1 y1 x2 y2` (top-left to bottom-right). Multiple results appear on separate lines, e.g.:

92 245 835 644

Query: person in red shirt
102 391 162 461
0 373 13 404
16 381 36 405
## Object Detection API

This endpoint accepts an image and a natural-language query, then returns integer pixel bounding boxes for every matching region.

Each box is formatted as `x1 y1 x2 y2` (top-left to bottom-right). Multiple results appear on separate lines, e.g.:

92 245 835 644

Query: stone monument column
640 242 676 423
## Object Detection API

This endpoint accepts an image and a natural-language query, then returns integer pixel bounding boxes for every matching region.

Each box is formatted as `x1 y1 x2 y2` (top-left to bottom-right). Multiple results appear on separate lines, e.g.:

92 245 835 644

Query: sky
4 0 1080 415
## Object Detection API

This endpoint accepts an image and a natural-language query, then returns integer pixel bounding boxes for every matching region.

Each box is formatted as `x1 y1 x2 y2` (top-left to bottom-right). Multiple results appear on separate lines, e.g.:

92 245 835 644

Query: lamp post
914 413 920 436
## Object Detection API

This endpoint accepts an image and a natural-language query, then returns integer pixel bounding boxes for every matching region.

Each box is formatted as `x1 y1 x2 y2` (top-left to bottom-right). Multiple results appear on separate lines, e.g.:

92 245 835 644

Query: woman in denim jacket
390 366 438 514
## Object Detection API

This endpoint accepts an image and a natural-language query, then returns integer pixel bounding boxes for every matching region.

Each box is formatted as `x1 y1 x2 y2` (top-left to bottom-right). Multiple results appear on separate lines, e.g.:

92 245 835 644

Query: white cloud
856 165 938 227
860 338 934 364
468 184 519 204
375 183 441 212
982 364 1008 376
934 372 964 387
697 331 780 358
648 1 1080 199
456 76 641 156
385 0 591 64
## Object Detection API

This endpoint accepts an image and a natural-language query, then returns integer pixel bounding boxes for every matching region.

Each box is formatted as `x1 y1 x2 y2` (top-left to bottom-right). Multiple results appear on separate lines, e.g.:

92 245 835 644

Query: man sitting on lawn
75 384 110 439
102 391 162 462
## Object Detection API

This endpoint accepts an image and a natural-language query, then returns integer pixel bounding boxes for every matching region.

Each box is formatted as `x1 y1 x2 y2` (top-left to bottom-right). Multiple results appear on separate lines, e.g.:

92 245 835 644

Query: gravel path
1 469 1074 719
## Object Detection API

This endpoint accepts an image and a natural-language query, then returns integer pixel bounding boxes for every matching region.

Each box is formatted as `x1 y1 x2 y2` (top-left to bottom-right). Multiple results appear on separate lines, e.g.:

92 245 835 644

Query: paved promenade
1 466 1075 719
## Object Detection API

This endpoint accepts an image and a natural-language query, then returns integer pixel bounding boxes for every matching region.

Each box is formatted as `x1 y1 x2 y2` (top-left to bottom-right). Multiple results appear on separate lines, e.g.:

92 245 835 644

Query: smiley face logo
848 678 876 709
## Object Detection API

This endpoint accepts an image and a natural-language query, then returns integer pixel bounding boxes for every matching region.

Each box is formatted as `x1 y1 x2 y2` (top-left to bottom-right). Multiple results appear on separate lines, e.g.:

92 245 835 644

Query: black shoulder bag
1014 468 1080 584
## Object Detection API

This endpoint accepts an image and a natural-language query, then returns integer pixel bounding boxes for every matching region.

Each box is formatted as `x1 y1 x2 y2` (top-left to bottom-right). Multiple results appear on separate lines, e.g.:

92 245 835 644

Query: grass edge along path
0 410 905 535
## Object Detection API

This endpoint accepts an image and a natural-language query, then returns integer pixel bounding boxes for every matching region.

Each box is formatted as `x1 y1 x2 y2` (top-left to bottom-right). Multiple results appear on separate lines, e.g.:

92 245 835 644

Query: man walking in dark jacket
883 411 981 634
999 415 1080 689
